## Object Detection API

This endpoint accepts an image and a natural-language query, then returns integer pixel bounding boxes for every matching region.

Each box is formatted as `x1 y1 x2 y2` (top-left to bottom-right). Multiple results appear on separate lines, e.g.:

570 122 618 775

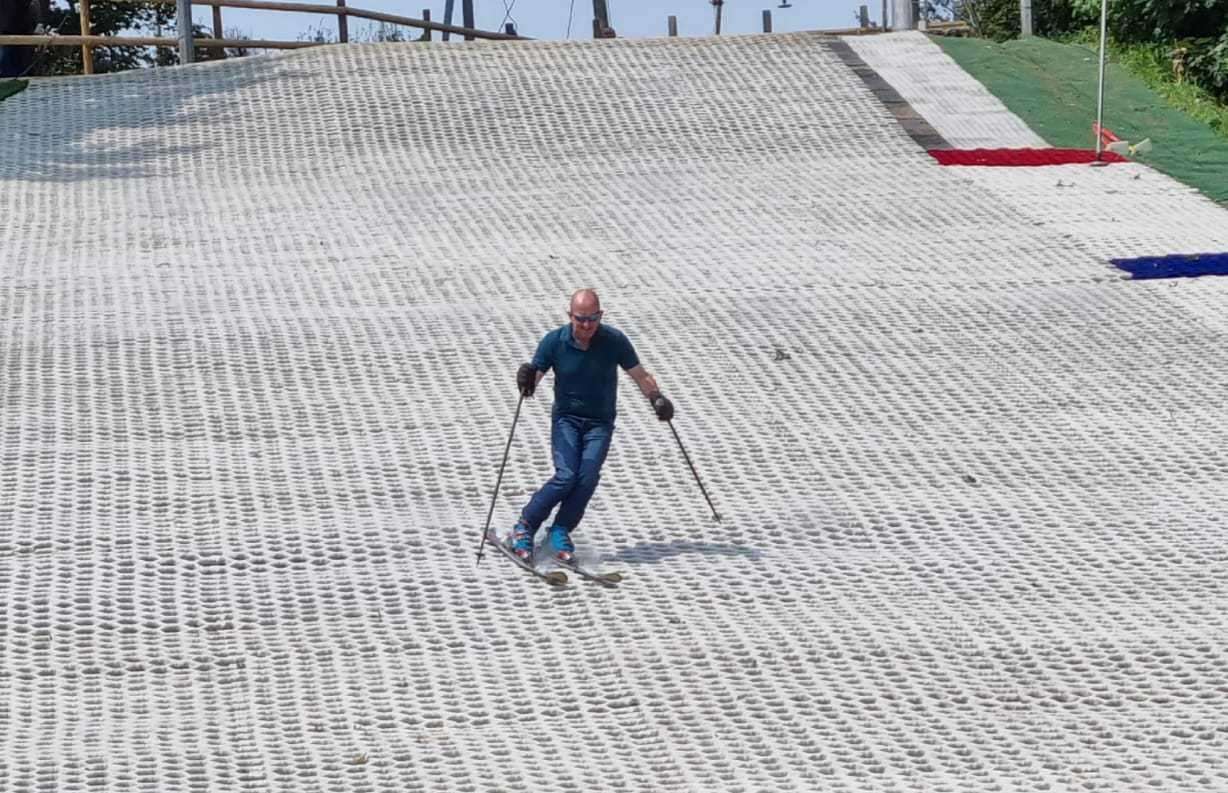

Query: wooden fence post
762 9 771 32
462 0 474 41
667 15 677 36
337 0 347 42
420 8 430 40
859 5 870 29
79 0 93 74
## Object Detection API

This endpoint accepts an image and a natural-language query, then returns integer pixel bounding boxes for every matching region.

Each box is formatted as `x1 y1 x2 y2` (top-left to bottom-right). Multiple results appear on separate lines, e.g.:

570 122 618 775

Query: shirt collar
564 323 597 350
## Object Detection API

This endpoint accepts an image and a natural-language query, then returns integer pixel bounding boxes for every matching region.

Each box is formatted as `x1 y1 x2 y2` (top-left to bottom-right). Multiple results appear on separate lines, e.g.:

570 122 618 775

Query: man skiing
509 288 673 564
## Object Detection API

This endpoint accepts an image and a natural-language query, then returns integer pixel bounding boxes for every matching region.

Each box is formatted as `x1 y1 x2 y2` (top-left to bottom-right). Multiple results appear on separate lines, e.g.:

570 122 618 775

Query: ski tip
544 571 569 586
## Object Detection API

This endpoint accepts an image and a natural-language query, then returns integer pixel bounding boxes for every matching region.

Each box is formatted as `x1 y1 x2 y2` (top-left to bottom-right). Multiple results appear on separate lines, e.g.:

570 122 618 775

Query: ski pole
666 419 722 522
475 394 525 565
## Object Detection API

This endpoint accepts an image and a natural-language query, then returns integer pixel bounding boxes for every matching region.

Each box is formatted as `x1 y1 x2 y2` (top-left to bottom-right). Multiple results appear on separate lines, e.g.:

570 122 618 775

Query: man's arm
626 365 659 399
627 364 674 420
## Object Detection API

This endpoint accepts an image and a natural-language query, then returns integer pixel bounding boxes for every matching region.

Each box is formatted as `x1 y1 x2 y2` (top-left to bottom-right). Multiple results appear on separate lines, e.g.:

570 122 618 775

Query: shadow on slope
0 56 306 183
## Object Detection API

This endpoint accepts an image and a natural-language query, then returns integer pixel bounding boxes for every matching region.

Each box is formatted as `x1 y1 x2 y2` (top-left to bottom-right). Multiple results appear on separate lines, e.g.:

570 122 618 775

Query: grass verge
0 79 29 103
933 35 1228 204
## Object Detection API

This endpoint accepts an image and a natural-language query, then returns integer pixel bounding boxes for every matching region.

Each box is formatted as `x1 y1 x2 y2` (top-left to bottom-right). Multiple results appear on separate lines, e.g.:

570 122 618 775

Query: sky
191 1 879 45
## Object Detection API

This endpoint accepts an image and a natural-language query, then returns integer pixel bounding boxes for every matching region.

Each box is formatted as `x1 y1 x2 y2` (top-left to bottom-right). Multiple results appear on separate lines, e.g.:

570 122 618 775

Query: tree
0 0 37 77
25 0 175 75
950 0 1081 40
25 1 258 75
949 1 1228 100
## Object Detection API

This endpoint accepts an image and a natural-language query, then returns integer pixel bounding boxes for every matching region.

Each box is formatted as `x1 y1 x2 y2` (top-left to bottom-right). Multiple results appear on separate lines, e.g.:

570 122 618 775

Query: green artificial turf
0 79 29 103
934 35 1228 204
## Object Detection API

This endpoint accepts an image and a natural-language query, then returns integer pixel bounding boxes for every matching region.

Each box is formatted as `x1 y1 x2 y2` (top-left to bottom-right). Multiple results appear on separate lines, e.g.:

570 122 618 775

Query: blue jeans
521 414 614 533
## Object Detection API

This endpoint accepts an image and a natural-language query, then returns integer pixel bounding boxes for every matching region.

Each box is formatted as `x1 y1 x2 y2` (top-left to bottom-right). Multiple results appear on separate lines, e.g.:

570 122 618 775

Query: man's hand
648 391 674 422
516 363 537 398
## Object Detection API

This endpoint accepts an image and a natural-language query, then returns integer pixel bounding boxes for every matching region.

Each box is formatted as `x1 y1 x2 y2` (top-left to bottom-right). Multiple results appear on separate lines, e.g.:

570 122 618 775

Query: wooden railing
0 5 972 78
0 0 522 75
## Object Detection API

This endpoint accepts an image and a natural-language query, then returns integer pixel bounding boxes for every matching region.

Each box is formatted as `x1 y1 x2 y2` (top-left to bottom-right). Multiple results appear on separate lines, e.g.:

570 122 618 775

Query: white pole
1093 0 1108 161
176 0 194 64
1020 0 1033 37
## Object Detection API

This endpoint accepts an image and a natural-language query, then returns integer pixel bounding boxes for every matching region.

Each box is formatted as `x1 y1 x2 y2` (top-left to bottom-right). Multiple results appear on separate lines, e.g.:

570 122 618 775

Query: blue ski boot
548 525 575 563
508 520 536 561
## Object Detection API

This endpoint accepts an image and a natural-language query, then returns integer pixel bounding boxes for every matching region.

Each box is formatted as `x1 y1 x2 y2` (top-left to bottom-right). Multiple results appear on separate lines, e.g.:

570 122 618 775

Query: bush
1185 31 1228 97
957 0 1083 40
961 0 1228 103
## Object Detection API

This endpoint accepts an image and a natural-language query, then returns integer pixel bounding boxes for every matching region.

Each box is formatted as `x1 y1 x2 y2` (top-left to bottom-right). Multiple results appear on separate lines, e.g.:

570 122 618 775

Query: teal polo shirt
532 324 640 421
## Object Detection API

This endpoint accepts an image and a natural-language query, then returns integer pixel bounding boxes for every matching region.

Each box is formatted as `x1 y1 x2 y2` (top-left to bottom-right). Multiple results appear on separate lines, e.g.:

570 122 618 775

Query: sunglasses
570 311 603 324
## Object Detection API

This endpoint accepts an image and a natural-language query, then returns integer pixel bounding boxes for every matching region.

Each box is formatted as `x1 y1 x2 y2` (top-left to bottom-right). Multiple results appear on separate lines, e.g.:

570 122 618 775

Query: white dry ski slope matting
2 31 1228 793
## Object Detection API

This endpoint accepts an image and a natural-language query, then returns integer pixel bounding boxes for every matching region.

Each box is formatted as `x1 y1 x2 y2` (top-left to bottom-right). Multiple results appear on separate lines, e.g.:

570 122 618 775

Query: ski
553 557 623 586
483 530 568 586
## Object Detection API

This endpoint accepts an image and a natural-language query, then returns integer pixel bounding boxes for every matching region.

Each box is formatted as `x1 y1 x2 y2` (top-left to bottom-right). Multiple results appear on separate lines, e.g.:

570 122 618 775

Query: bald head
567 288 603 347
569 288 601 315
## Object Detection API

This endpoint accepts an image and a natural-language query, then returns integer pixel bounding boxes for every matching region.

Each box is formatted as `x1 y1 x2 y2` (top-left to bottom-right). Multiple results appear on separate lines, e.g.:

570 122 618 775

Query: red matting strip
928 148 1128 166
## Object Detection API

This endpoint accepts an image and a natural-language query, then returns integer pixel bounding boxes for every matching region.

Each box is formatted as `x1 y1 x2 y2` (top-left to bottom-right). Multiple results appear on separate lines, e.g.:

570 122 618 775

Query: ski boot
508 520 536 561
548 525 575 563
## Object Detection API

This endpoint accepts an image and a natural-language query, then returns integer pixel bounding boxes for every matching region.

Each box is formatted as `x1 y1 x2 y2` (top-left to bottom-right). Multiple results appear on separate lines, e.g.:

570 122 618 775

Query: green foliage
0 78 29 102
1083 2 1228 100
958 1 1228 108
936 35 1228 202
31 0 176 75
28 1 257 75
296 20 421 44
1186 31 1228 94
1091 0 1228 40
957 0 1082 40
1066 28 1228 133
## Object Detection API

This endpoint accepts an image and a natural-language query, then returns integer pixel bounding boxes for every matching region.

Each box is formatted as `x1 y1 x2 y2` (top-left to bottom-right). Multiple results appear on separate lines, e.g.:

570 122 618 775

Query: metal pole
462 0 474 41
762 9 771 32
668 15 677 36
593 0 613 37
1093 0 1108 162
421 8 431 40
1020 0 1033 37
666 420 722 523
859 5 870 29
442 0 454 40
882 0 888 30
713 0 723 35
337 0 347 42
475 395 525 565
176 0 194 64
891 0 912 30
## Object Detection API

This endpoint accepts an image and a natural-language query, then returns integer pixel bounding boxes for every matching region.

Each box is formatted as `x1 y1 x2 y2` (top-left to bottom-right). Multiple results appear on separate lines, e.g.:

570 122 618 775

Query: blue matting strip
1112 252 1228 279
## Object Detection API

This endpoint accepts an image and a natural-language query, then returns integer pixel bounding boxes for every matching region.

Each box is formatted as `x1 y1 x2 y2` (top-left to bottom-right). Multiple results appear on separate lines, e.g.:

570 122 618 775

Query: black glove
516 363 537 397
648 391 674 422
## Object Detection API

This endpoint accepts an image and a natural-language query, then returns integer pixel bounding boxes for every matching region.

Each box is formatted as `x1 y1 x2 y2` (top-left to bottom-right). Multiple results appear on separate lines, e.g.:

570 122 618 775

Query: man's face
569 301 603 346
